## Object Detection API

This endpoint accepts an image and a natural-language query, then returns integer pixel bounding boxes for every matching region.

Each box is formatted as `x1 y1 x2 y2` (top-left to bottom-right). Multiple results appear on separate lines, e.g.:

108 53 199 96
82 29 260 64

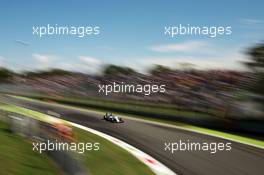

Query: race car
103 112 124 123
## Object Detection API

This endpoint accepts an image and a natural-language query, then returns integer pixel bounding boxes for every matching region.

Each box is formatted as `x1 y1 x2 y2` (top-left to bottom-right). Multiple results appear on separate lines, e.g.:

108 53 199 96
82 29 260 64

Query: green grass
0 120 61 175
0 103 56 123
74 128 155 175
191 126 264 147
0 103 155 175
157 120 264 148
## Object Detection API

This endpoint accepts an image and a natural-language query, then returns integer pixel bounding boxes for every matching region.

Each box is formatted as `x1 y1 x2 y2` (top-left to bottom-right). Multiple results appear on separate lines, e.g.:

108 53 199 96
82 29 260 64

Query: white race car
103 113 124 123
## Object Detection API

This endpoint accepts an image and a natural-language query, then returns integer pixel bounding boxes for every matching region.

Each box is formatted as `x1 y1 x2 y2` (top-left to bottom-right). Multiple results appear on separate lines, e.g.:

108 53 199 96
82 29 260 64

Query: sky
0 0 264 73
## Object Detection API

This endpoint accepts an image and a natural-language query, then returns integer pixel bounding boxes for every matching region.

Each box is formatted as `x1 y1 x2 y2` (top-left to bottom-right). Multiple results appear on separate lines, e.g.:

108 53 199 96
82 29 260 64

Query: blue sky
0 0 264 73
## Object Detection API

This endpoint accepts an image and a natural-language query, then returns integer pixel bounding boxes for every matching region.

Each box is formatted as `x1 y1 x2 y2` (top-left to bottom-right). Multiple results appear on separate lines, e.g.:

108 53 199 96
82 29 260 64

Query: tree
245 43 264 72
244 43 264 95
149 65 172 75
24 69 74 77
0 67 14 81
103 65 136 76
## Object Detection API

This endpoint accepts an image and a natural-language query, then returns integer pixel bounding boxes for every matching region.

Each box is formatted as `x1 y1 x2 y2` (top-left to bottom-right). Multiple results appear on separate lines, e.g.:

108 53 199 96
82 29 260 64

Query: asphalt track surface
1 95 264 175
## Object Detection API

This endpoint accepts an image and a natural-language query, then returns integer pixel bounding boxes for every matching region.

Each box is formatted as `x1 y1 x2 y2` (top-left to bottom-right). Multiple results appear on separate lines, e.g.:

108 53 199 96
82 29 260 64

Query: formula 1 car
103 113 124 123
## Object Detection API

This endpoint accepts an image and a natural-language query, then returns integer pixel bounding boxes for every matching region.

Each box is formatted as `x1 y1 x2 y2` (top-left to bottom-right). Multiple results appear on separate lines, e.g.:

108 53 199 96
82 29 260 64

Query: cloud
32 55 103 74
78 56 103 74
239 18 262 25
149 41 207 52
32 53 56 64
32 53 59 68
0 56 7 67
31 54 103 74
15 40 30 46
79 56 102 66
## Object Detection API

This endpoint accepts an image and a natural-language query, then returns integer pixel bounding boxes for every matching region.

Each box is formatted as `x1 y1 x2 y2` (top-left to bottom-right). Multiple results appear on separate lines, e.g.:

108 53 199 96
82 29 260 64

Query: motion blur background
0 0 264 175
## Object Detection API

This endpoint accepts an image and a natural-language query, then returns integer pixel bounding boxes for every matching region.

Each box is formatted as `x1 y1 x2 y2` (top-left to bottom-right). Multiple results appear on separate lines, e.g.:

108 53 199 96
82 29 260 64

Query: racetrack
1 95 264 175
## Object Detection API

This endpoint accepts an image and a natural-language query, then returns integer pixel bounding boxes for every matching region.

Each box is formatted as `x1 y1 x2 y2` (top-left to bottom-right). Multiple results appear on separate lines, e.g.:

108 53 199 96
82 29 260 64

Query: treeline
0 64 174 79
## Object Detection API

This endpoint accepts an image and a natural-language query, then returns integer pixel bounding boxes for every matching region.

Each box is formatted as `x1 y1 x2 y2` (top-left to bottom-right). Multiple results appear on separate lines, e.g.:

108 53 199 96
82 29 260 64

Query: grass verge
74 128 155 175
